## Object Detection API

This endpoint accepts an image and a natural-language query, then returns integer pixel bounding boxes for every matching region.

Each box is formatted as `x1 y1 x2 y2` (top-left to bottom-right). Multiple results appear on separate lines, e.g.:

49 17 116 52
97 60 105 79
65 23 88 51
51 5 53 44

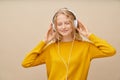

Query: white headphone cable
57 38 75 80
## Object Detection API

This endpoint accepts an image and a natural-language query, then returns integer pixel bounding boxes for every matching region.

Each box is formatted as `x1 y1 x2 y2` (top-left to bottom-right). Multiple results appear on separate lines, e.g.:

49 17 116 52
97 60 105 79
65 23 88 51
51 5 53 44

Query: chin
60 33 71 36
58 30 72 36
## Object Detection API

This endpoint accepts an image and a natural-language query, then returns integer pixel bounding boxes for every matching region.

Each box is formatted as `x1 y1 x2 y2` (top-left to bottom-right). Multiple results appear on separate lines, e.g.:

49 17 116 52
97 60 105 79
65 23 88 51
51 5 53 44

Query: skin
44 14 91 44
56 14 73 42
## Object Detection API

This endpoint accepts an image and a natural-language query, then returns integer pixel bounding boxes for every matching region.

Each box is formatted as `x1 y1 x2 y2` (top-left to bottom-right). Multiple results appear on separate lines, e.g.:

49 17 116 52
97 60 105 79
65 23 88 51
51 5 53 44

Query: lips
61 30 68 33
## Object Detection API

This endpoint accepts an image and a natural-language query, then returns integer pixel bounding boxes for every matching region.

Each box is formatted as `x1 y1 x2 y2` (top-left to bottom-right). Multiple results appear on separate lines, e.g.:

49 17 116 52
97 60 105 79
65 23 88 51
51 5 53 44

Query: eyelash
57 22 70 26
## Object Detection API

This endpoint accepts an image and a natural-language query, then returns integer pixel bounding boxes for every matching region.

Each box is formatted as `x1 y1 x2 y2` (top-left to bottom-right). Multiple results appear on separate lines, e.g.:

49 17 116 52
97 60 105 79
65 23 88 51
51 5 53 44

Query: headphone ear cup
52 23 56 31
74 20 78 28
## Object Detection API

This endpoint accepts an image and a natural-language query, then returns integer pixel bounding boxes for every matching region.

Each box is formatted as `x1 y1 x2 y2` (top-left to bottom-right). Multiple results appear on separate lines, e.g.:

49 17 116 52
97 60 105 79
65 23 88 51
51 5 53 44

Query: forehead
57 14 70 21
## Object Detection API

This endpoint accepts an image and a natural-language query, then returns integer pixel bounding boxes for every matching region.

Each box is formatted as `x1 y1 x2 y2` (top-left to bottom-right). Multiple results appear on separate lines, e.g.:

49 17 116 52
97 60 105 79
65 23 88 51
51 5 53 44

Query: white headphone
52 8 78 31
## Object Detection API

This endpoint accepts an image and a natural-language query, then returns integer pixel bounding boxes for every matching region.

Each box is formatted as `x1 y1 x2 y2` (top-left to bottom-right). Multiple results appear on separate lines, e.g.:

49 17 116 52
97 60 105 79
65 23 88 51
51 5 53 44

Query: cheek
70 28 73 33
56 26 61 31
68 25 73 30
67 22 73 29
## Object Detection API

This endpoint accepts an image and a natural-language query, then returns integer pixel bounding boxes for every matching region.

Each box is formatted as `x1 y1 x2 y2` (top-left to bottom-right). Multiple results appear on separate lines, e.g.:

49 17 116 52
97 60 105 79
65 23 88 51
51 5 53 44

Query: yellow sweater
22 34 116 80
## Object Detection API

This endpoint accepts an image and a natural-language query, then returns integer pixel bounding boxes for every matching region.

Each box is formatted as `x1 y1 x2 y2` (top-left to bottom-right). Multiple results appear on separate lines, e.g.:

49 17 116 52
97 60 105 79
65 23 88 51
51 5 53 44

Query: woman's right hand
44 23 56 44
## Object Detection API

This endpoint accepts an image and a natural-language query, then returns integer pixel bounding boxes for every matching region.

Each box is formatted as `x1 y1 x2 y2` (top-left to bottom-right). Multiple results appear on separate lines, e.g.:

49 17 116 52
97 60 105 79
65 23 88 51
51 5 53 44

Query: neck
61 35 74 42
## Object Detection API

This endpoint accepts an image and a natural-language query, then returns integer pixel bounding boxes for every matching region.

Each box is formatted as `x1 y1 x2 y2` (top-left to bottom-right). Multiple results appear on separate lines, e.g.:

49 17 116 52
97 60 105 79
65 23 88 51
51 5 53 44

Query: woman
22 8 116 80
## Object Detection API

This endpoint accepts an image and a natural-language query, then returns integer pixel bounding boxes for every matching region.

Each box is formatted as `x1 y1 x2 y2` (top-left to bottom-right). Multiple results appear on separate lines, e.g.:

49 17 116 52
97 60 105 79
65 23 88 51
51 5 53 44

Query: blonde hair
52 8 82 42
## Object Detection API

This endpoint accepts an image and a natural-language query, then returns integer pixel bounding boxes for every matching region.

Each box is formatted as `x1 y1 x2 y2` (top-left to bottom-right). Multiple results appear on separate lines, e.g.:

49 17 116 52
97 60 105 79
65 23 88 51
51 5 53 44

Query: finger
78 20 86 29
47 23 53 34
49 23 57 34
78 20 88 31
78 20 83 27
48 24 52 31
77 28 82 34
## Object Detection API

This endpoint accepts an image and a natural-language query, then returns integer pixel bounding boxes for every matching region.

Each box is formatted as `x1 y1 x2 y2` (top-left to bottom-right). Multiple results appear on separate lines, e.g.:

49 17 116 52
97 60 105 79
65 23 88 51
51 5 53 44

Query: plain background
0 0 120 80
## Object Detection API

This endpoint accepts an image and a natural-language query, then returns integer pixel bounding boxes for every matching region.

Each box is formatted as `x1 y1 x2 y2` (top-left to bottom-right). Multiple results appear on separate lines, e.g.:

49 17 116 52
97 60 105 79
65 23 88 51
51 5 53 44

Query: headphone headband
52 8 78 31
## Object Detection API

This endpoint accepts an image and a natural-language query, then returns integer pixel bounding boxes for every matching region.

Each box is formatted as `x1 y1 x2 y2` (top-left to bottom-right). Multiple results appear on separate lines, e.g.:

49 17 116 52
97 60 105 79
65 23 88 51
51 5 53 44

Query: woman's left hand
77 20 91 38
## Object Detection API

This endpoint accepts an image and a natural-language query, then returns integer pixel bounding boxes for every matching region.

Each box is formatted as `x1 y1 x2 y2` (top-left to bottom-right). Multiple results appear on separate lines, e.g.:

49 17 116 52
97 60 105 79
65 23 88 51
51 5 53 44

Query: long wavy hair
52 8 82 42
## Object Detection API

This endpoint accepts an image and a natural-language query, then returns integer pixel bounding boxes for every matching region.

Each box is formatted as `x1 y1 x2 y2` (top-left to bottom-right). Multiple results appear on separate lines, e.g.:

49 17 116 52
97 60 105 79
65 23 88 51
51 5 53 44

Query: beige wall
0 0 120 80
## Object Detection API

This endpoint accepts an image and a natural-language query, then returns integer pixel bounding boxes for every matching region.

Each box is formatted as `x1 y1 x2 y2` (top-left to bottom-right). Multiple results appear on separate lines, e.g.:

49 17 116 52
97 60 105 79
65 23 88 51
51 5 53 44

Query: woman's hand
44 23 56 44
77 20 91 38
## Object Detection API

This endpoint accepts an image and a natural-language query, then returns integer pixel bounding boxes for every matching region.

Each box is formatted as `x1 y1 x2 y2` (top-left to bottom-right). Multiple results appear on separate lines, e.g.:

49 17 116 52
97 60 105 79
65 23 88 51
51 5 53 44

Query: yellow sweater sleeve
22 34 116 68
88 34 116 59
22 41 49 68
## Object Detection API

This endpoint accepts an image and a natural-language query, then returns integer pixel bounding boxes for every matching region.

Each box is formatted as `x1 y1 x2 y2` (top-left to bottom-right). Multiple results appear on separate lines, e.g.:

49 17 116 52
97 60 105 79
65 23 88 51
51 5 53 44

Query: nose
62 23 65 29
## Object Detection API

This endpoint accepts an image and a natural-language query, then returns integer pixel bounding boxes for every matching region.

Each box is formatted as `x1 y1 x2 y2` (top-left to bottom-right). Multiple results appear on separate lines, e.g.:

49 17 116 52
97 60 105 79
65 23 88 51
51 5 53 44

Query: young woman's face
56 14 73 37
